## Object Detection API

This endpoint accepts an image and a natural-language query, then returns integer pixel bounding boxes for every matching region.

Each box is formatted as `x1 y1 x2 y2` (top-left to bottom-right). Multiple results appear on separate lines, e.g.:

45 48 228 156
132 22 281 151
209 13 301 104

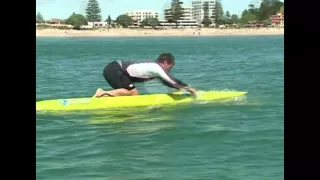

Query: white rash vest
117 60 188 89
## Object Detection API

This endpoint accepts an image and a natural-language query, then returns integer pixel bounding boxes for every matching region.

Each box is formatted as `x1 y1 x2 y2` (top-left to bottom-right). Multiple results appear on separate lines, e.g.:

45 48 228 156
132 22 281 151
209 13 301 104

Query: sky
36 0 283 20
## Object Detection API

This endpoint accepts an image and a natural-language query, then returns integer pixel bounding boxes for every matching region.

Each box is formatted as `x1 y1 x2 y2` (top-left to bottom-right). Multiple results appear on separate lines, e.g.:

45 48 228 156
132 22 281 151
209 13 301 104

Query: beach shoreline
36 28 284 37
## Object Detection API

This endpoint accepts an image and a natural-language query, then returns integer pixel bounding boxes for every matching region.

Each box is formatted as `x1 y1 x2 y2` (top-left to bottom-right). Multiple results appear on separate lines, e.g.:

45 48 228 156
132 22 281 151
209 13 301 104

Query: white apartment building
124 9 159 26
191 0 216 24
162 3 199 28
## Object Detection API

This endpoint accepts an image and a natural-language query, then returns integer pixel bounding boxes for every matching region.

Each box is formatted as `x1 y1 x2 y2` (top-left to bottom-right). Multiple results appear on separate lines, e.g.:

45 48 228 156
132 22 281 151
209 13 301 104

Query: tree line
202 0 284 27
36 0 284 30
240 0 284 25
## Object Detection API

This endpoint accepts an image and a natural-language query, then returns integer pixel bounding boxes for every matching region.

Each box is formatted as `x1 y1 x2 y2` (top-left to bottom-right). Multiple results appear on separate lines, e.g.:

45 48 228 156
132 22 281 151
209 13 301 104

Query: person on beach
93 53 197 97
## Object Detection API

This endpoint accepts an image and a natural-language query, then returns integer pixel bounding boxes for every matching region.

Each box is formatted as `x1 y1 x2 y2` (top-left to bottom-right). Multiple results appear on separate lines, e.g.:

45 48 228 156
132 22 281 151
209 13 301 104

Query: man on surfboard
93 53 197 97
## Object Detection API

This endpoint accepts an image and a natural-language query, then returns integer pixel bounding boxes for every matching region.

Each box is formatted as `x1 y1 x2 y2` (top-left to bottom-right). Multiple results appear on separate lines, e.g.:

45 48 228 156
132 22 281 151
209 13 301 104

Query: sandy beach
36 28 284 37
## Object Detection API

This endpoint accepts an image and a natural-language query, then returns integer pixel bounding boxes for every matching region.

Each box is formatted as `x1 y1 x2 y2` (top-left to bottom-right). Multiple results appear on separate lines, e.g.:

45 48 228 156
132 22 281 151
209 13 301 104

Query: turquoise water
36 35 284 179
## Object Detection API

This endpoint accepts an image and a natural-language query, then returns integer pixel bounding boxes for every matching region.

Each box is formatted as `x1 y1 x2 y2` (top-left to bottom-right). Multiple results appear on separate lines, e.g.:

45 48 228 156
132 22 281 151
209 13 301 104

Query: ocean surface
36 35 284 180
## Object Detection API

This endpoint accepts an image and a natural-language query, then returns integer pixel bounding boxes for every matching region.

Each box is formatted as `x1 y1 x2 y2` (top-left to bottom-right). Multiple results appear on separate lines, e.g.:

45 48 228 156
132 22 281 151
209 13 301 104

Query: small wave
206 88 243 92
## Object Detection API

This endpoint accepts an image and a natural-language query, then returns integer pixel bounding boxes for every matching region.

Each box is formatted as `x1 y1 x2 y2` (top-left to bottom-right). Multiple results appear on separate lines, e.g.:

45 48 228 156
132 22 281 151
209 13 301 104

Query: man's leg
93 63 139 97
93 88 138 97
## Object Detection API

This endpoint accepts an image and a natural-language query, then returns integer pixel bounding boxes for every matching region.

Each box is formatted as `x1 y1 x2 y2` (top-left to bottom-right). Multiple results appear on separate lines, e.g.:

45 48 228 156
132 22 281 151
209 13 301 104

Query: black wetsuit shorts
103 61 136 90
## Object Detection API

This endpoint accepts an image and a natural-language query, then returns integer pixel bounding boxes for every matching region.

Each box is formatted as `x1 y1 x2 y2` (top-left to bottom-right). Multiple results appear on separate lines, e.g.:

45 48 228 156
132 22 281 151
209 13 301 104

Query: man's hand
179 87 197 97
187 87 197 97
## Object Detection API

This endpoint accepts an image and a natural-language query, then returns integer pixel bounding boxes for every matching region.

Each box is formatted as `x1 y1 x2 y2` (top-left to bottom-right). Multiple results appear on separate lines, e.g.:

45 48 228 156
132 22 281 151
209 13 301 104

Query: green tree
85 0 102 24
256 0 284 21
242 9 249 17
280 5 284 14
248 4 255 14
231 14 239 24
248 4 259 20
36 12 45 23
272 1 284 14
116 14 133 28
169 0 183 27
141 17 159 28
105 15 112 32
240 3 263 24
214 0 224 26
221 16 232 25
225 11 230 17
65 13 88 30
263 19 271 26
240 13 256 24
256 2 269 21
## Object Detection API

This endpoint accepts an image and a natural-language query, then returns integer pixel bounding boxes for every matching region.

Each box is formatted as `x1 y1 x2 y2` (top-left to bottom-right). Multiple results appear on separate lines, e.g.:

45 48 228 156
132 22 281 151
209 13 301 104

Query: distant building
36 18 72 28
270 13 284 27
191 0 216 24
124 9 159 26
158 19 198 28
162 2 199 28
81 22 109 28
45 18 65 26
243 21 264 28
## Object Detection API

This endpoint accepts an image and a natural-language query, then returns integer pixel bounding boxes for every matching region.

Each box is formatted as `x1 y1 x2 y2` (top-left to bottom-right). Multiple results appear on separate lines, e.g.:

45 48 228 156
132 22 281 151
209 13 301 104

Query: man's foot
93 88 105 97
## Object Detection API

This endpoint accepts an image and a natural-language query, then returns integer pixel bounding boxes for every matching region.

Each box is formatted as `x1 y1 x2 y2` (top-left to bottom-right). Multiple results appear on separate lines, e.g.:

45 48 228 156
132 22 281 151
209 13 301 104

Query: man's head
156 53 175 72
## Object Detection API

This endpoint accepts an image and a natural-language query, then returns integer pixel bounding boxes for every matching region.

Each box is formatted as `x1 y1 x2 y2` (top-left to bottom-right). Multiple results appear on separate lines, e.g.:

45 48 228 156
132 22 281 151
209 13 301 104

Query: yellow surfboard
36 91 247 111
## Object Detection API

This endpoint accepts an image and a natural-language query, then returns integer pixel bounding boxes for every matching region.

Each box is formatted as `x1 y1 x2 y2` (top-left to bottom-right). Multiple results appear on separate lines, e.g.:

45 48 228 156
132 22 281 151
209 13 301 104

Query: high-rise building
124 9 159 26
191 0 216 24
